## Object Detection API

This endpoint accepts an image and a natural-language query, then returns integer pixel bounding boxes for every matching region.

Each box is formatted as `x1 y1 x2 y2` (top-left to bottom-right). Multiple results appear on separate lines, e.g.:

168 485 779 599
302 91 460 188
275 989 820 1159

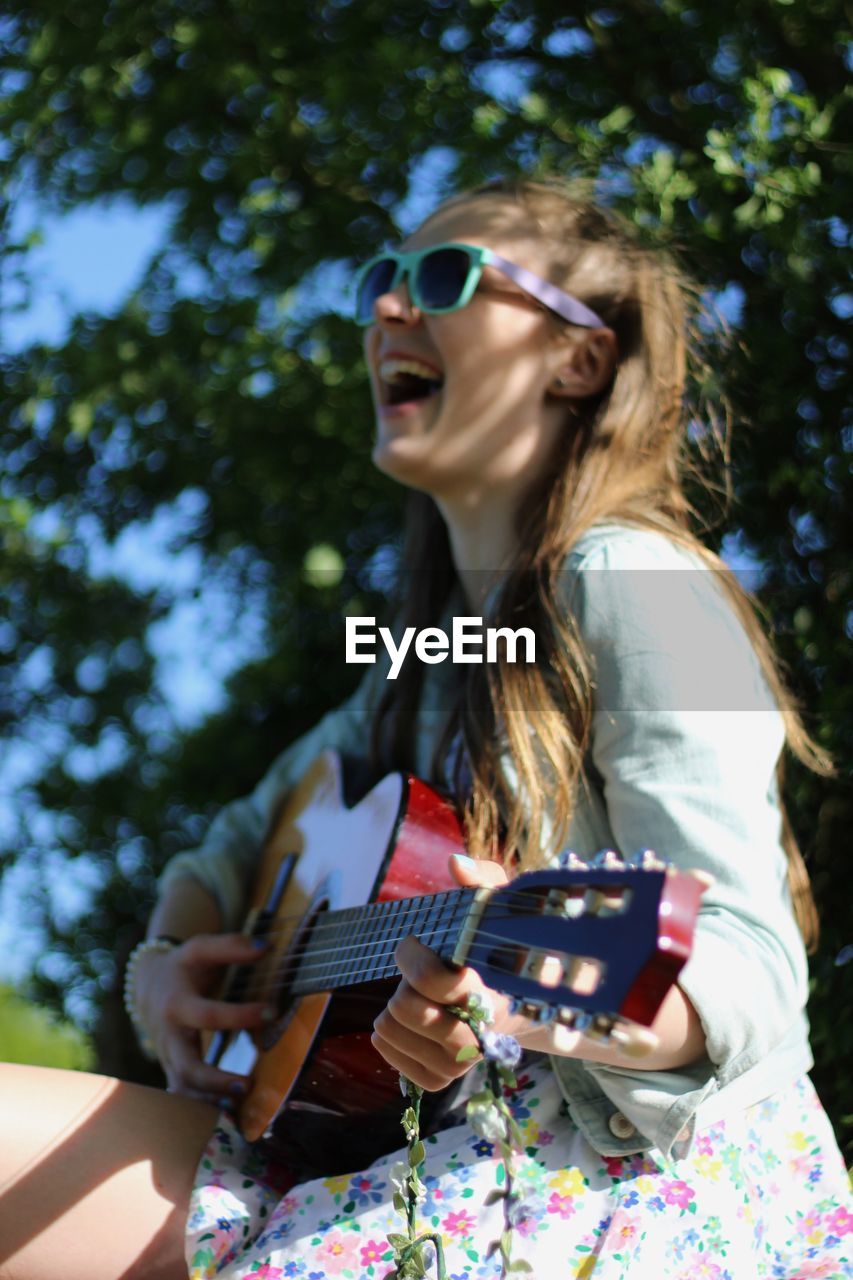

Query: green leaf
763 67 792 96
455 1044 480 1062
68 402 94 436
600 106 633 134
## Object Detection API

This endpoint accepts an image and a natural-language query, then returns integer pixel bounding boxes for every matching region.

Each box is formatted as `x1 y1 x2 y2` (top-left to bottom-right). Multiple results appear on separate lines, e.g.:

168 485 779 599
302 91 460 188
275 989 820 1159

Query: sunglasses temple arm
486 252 606 329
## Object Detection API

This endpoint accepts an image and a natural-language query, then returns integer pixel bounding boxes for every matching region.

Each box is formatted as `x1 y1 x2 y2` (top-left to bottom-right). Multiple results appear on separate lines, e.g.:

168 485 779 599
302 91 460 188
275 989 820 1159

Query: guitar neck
287 888 480 995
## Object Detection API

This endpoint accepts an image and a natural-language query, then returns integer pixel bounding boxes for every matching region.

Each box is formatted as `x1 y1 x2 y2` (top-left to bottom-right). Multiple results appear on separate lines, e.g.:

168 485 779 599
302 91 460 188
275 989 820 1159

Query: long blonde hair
370 177 830 952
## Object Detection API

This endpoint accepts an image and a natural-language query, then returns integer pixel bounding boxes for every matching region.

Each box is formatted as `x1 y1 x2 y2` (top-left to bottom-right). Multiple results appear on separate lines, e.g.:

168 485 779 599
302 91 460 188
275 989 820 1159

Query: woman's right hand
132 933 274 1103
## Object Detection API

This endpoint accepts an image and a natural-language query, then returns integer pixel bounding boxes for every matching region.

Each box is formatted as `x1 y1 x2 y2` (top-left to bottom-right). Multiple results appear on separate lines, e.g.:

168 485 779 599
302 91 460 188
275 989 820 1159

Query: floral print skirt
186 1063 852 1279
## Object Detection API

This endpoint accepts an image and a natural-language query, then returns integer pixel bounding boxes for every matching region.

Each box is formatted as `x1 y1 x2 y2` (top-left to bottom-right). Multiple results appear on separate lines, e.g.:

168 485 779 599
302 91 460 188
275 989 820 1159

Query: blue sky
6 195 173 351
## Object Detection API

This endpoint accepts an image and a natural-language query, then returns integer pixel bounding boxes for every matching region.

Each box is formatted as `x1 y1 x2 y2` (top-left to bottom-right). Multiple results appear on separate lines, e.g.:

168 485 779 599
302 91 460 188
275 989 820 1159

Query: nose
372 278 421 327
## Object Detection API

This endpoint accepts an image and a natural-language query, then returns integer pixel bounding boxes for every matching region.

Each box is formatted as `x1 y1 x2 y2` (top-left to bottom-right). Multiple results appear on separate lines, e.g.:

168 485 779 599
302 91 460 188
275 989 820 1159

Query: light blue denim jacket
159 524 813 1159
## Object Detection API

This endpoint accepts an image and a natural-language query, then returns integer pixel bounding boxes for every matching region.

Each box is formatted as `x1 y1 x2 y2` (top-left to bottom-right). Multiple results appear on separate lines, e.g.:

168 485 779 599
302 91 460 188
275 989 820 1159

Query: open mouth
379 356 444 408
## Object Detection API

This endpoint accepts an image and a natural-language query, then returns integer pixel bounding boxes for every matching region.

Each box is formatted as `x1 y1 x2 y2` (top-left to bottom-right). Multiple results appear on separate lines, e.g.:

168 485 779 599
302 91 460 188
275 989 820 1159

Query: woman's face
362 196 607 511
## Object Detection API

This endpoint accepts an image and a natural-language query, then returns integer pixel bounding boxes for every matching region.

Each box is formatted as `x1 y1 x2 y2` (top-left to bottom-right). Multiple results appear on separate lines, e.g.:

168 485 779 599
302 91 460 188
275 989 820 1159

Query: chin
371 436 442 495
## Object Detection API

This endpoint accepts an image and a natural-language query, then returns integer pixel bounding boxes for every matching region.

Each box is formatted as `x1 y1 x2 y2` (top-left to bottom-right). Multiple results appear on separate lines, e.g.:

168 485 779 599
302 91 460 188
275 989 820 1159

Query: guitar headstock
452 852 703 1045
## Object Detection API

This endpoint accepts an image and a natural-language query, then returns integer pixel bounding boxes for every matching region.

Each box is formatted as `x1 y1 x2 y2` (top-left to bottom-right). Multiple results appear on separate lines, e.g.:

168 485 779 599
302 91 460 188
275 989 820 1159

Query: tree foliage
0 1 850 1149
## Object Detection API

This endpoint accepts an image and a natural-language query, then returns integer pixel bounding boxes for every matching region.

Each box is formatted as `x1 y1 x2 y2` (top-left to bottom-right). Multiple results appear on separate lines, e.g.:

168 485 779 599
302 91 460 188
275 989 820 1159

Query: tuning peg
591 849 624 870
557 1006 578 1026
582 1013 615 1042
519 1000 557 1024
557 849 587 870
628 848 666 871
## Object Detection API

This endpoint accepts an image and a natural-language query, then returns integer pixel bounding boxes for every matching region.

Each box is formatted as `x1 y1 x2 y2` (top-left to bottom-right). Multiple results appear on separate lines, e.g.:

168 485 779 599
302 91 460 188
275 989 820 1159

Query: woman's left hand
371 853 528 1091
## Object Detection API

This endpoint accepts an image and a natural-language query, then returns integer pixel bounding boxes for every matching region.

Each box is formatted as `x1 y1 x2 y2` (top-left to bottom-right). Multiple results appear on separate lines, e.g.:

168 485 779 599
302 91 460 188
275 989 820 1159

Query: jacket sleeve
554 527 810 1150
157 662 386 930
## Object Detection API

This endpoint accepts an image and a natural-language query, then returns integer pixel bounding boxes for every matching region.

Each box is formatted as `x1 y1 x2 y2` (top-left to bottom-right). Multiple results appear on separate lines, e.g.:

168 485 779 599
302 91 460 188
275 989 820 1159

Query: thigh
0 1063 218 1280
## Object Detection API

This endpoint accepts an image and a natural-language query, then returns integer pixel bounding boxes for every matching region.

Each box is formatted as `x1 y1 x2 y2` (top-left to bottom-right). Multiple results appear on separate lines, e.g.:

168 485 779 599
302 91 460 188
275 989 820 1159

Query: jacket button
607 1111 636 1139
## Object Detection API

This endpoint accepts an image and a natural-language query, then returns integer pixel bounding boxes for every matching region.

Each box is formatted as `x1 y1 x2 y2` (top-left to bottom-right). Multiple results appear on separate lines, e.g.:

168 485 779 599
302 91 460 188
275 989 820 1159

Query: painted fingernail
230 1079 247 1094
250 937 268 949
452 853 476 868
260 1006 277 1022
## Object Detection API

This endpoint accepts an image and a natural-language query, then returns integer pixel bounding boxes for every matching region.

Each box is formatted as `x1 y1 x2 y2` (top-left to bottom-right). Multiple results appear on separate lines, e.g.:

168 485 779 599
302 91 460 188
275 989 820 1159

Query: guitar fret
339 905 363 986
410 895 432 956
339 914 353 989
372 898 398 980
367 898 393 981
381 895 410 974
320 912 345 989
355 904 376 981
289 888 478 995
446 891 474 963
418 893 440 953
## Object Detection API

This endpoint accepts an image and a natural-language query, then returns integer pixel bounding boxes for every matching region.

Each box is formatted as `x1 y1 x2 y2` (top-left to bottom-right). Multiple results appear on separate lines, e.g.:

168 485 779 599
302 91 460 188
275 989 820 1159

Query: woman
1 179 849 1280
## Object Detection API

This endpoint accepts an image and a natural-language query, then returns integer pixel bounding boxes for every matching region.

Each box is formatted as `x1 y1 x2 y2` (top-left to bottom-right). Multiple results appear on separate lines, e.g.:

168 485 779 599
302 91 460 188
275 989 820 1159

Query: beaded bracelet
123 935 183 1060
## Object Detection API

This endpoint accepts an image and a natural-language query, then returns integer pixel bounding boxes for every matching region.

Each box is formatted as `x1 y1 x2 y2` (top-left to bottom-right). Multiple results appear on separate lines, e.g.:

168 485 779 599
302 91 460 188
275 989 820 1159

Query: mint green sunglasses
354 241 605 329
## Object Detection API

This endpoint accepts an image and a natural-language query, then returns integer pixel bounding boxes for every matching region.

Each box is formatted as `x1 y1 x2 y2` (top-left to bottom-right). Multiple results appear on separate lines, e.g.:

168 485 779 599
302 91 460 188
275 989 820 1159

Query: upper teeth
379 357 443 385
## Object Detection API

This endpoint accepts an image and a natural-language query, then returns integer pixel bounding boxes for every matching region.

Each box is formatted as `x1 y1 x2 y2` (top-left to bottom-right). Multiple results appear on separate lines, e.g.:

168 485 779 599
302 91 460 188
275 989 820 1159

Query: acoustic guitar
204 751 702 1177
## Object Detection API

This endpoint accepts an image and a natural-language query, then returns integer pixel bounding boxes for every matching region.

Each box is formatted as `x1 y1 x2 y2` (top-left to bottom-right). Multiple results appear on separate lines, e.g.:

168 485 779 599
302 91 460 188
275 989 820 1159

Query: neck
435 491 521 612
286 887 479 996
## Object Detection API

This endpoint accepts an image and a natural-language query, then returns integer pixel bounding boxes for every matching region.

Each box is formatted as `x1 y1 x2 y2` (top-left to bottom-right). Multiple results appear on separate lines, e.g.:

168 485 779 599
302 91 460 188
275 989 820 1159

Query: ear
548 328 618 400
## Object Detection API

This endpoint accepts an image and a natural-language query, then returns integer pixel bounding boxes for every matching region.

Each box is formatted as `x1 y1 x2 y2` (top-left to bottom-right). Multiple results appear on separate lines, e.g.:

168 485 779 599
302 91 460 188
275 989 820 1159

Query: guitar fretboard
287 888 480 996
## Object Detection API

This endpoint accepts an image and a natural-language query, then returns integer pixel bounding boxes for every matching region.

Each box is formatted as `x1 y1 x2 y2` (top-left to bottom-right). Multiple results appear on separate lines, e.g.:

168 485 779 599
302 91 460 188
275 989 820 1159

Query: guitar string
229 881 628 947
229 887 633 971
229 901 613 986
213 890 636 998
222 921 608 1001
219 942 607 1019
240 916 556 981
230 955 590 1007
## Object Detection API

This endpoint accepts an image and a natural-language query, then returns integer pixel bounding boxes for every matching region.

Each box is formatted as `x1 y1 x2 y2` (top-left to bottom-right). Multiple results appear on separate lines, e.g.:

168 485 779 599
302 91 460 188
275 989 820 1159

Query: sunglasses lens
356 257 397 323
416 248 472 311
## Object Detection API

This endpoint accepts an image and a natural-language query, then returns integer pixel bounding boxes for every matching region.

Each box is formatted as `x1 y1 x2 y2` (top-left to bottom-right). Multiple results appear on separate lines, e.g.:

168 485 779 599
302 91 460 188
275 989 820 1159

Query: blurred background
0 1 850 1155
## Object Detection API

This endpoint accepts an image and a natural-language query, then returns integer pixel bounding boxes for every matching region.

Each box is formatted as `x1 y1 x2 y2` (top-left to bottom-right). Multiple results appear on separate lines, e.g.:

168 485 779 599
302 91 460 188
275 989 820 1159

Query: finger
449 852 509 890
370 1029 459 1093
177 995 274 1033
165 1076 237 1107
377 985 478 1056
395 936 485 1005
178 933 269 967
166 1033 252 1099
373 1010 473 1080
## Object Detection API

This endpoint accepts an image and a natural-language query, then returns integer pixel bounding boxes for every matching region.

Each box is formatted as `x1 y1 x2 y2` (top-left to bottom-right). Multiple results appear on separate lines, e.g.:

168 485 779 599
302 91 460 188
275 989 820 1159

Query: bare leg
0 1063 218 1280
